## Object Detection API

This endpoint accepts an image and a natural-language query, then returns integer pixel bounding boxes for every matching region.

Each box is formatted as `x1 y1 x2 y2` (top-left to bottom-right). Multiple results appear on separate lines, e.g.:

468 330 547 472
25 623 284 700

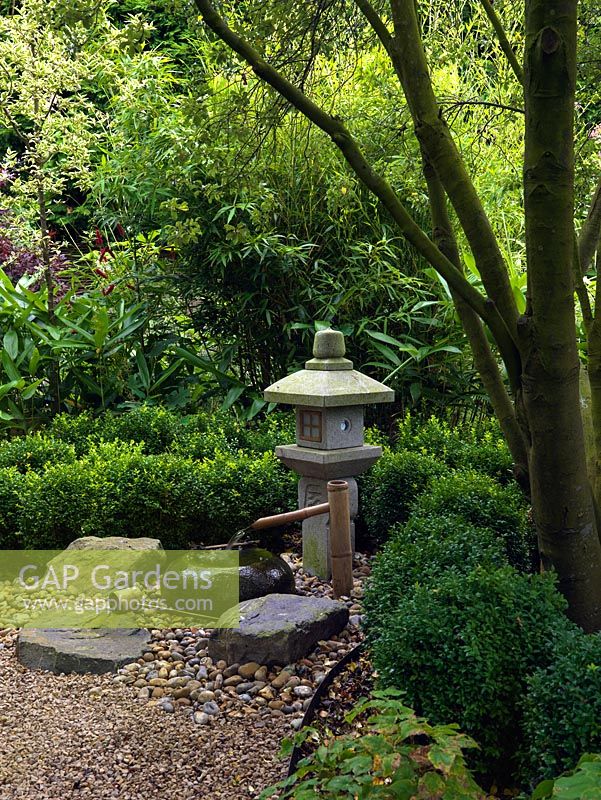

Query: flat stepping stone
208 593 349 665
17 628 150 674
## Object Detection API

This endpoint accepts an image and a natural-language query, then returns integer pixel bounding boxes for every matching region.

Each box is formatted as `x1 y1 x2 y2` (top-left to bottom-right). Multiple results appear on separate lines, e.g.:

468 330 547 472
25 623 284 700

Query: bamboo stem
250 502 330 531
327 480 353 598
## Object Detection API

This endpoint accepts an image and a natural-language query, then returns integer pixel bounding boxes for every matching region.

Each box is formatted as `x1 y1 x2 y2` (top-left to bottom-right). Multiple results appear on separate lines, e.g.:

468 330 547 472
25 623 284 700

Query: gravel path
0 552 370 800
0 629 287 800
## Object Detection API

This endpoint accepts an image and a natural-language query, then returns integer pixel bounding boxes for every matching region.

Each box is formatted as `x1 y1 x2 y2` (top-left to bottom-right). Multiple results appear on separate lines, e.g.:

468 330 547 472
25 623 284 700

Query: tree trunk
522 0 601 631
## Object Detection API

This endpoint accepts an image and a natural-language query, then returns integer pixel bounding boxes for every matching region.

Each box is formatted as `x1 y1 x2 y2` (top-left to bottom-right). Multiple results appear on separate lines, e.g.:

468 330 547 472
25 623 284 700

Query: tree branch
354 0 393 53
442 99 524 115
388 0 520 334
193 0 522 389
479 0 524 84
579 174 601 274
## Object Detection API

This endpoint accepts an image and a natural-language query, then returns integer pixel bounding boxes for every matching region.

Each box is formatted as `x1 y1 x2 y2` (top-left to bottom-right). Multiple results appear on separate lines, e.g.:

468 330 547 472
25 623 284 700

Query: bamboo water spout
231 481 353 598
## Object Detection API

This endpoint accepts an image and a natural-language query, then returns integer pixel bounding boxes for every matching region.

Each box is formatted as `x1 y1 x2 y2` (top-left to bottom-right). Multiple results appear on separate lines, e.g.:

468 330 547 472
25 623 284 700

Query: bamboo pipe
250 502 330 531
327 480 353 598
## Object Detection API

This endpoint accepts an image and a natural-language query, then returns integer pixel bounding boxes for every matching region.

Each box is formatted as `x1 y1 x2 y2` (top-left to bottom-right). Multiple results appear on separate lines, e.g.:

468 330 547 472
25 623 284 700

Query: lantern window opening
299 409 323 442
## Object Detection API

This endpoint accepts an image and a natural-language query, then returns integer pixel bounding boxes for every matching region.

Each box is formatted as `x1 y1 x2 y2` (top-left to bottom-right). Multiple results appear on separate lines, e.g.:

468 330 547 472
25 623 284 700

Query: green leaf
428 744 456 774
371 341 402 366
21 379 43 400
3 330 18 360
135 349 150 390
366 329 405 348
2 350 21 382
531 779 555 800
410 382 422 402
0 380 22 399
222 385 246 410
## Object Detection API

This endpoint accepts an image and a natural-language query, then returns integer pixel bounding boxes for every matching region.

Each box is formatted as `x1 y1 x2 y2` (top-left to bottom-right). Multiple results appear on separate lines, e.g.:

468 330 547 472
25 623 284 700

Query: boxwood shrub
47 411 103 456
0 435 76 473
19 443 297 550
410 470 536 572
522 628 601 783
363 514 508 625
0 467 26 548
360 450 447 541
395 413 514 483
47 407 296 460
100 406 182 454
368 567 573 781
192 451 297 549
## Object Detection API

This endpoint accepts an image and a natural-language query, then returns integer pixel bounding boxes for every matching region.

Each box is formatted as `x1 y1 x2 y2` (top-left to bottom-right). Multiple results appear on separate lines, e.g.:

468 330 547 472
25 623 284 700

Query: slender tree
193 0 601 630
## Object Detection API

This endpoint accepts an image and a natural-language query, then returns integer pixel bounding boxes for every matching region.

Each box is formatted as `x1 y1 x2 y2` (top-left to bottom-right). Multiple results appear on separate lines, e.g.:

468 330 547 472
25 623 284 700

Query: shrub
411 470 536 572
0 467 25 548
193 451 297 549
522 629 601 783
363 514 508 624
234 411 296 454
0 435 76 473
369 567 573 781
20 461 101 549
19 443 297 550
171 410 296 459
360 450 446 541
79 442 202 547
530 754 601 799
395 413 514 483
261 689 486 800
100 406 182 454
47 411 103 456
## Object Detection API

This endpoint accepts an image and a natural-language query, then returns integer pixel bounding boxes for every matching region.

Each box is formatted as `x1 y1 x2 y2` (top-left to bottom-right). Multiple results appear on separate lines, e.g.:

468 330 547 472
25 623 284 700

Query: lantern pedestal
298 476 358 578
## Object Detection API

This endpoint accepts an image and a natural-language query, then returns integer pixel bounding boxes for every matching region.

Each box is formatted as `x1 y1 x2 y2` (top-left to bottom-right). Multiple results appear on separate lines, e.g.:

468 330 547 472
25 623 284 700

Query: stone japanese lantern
264 328 394 578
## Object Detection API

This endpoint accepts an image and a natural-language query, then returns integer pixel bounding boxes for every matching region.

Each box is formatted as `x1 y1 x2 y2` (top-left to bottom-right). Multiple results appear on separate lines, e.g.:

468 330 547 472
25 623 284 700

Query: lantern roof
264 329 395 408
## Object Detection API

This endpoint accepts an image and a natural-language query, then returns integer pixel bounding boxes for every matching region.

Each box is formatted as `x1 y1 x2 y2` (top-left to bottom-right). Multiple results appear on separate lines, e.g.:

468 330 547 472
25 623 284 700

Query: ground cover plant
261 689 487 799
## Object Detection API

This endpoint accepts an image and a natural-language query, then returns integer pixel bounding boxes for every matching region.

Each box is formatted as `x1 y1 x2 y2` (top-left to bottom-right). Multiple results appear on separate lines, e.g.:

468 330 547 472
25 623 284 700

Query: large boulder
17 628 150 674
208 593 349 665
239 549 295 601
66 536 163 551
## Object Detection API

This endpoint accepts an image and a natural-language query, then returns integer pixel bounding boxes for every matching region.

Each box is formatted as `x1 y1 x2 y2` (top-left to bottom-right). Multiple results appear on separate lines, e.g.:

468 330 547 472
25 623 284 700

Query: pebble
202 701 220 716
111 551 371 726
271 671 291 689
238 661 261 678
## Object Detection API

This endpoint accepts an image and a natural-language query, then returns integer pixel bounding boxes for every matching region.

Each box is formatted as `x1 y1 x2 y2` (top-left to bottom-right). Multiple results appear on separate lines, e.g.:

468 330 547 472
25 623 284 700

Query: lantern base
298 477 357 579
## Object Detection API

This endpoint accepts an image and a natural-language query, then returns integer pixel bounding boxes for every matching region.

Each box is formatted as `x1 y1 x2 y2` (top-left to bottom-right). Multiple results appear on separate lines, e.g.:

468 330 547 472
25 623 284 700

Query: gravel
0 551 371 799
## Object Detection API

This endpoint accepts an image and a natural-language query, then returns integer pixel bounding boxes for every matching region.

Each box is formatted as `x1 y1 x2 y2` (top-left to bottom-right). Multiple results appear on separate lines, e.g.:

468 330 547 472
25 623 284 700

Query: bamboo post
327 480 353 598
